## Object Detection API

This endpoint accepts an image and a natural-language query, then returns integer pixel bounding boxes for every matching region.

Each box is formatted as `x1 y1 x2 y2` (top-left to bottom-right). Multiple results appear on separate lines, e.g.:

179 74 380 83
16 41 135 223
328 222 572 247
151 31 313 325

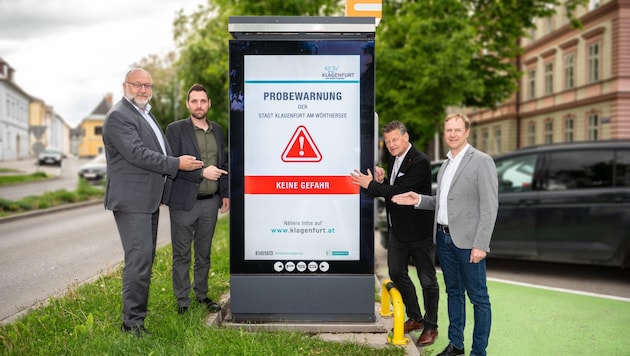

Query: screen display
229 40 375 274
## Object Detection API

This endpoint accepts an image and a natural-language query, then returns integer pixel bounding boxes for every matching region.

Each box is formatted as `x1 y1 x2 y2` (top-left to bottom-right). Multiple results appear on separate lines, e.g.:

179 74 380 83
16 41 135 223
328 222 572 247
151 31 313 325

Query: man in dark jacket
165 83 229 315
351 120 439 347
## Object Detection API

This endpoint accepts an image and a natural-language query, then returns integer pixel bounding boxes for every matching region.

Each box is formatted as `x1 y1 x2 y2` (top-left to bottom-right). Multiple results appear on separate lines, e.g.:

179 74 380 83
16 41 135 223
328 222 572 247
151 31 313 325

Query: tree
172 0 587 147
172 0 343 130
376 0 588 148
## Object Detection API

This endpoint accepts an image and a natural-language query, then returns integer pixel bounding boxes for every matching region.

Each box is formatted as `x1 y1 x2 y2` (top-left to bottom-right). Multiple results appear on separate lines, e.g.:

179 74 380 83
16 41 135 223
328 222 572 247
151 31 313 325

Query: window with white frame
544 17 553 34
589 0 600 10
565 117 574 142
564 53 574 89
544 120 553 144
528 122 536 146
528 69 536 99
588 43 600 83
482 129 489 152
494 127 502 155
545 62 553 95
588 113 599 140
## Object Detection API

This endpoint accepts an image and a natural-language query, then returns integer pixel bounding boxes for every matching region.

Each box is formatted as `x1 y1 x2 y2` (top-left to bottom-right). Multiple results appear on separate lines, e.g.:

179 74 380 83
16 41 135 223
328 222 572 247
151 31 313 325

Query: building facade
29 99 70 156
0 59 30 161
77 94 111 158
1 58 71 161
467 0 629 156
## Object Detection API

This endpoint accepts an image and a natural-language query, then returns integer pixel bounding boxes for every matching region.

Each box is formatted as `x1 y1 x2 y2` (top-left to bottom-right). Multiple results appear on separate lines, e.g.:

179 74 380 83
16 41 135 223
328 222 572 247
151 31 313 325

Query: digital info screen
229 40 375 274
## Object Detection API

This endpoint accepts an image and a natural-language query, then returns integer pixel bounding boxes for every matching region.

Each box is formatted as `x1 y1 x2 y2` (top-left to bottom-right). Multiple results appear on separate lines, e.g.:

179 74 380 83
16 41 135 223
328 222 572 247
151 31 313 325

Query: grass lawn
407 270 630 355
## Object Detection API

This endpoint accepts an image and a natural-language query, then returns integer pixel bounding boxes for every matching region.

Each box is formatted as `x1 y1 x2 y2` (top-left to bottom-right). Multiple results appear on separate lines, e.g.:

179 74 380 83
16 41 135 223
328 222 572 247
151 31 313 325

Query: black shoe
197 298 221 312
177 306 189 315
436 344 464 356
121 323 150 337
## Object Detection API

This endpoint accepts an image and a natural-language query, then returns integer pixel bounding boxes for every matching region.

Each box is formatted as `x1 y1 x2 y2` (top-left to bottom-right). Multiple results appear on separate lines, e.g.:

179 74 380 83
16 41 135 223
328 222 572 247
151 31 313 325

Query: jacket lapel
450 148 475 188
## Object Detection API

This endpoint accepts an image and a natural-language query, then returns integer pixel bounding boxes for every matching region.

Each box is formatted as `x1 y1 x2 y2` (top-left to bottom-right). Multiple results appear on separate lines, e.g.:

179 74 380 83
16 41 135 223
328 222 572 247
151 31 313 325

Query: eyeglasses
126 82 153 90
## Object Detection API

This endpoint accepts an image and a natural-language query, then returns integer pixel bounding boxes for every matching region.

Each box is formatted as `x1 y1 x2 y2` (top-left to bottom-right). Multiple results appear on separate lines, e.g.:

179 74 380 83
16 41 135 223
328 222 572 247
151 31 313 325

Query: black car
491 140 630 268
378 141 630 269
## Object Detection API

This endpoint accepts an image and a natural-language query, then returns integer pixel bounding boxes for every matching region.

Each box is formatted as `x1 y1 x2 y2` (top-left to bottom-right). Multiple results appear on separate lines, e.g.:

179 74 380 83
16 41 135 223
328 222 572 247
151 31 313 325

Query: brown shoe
417 328 438 346
403 319 424 333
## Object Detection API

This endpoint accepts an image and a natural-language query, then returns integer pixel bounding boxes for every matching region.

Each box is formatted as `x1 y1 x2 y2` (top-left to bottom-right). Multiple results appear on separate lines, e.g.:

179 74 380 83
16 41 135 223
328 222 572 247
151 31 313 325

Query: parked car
492 140 630 269
78 153 107 181
378 141 630 269
38 147 63 166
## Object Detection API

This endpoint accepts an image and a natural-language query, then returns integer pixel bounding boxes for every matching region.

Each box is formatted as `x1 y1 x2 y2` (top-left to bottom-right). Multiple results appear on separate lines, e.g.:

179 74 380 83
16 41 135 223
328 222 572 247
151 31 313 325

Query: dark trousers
387 231 440 329
169 196 220 307
113 209 159 327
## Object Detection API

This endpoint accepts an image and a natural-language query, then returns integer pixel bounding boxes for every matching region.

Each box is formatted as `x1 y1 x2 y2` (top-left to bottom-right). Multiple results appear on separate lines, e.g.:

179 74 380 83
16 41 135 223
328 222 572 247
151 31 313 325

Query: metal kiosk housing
228 16 376 322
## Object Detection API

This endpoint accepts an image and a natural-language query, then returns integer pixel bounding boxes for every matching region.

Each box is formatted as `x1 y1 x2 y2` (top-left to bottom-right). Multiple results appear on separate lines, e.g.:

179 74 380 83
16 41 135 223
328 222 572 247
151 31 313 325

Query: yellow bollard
380 279 409 345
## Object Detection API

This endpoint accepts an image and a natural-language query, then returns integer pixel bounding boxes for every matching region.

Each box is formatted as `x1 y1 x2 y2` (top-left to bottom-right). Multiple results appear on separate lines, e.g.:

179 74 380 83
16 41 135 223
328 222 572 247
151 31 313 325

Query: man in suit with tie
165 83 229 315
102 68 204 336
392 113 498 356
351 120 439 347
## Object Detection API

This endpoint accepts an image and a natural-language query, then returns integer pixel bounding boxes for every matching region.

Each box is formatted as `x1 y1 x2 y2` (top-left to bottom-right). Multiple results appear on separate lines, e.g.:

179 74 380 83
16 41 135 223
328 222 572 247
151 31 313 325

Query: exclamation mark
299 136 305 156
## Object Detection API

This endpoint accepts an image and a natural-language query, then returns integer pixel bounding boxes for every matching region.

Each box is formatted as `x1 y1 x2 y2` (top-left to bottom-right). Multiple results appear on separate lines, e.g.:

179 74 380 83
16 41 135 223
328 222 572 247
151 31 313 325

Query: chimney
0 58 15 82
105 93 113 108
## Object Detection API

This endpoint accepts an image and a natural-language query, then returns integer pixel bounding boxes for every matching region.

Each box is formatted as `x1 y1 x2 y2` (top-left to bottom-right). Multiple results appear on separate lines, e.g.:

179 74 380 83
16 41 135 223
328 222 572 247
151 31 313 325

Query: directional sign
345 0 382 25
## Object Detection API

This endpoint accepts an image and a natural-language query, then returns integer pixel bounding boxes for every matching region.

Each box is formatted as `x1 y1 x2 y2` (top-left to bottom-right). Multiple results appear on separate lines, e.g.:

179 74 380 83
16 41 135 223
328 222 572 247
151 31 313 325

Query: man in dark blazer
393 113 498 356
102 68 203 336
165 83 229 315
351 120 439 347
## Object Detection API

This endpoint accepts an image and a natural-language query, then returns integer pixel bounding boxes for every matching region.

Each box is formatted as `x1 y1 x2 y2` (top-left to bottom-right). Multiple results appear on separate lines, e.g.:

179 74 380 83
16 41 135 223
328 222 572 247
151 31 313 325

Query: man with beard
102 68 204 336
165 84 229 315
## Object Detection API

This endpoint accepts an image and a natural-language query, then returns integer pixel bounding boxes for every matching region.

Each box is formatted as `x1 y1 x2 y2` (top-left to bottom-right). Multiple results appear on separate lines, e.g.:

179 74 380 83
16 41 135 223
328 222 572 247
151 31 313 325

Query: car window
496 154 537 193
615 149 630 187
431 161 442 183
545 150 614 190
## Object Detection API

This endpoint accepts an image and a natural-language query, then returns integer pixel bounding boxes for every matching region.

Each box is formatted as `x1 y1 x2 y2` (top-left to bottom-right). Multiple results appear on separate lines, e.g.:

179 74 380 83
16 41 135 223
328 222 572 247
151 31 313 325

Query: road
0 203 172 324
0 157 90 201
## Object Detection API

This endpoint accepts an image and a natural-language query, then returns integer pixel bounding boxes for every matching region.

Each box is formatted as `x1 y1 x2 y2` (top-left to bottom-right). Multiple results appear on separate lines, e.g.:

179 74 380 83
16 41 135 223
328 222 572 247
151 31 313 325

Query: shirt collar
397 143 412 161
447 143 470 161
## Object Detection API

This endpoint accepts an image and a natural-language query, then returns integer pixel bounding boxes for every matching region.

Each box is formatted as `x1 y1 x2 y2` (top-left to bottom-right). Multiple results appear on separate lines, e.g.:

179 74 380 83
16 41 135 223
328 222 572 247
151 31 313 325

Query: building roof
90 95 112 116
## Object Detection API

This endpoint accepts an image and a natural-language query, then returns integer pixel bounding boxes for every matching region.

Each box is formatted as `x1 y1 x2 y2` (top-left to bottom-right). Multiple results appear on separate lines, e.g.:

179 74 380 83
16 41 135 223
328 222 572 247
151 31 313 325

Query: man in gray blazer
102 68 203 336
392 113 498 356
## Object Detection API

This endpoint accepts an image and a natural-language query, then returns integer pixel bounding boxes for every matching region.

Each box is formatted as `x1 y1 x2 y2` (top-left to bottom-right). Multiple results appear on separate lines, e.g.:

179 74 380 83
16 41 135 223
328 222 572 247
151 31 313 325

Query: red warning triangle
281 125 322 162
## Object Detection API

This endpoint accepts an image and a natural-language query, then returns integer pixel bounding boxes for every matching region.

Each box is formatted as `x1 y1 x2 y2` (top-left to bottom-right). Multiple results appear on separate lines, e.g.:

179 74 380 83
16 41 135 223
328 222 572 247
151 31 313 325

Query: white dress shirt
436 144 470 226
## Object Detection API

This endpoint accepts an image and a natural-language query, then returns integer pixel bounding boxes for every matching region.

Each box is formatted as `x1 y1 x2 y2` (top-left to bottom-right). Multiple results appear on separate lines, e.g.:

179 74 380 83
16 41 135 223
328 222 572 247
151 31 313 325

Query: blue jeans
436 230 491 356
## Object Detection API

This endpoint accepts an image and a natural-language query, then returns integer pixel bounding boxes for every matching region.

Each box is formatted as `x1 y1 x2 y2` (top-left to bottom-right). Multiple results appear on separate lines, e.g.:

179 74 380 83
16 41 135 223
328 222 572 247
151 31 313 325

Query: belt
197 194 215 200
437 224 450 234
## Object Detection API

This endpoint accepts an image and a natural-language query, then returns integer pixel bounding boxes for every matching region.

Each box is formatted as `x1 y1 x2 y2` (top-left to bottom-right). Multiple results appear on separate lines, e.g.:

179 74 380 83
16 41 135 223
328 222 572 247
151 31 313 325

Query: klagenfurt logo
322 65 356 80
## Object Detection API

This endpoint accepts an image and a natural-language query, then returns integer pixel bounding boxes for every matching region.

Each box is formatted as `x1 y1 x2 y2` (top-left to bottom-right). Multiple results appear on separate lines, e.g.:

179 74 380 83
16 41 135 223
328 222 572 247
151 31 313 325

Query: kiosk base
230 274 376 322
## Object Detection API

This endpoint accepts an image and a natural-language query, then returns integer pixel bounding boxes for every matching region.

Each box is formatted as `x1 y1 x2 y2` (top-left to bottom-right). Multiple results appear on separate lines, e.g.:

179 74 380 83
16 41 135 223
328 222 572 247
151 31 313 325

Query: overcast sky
0 0 205 127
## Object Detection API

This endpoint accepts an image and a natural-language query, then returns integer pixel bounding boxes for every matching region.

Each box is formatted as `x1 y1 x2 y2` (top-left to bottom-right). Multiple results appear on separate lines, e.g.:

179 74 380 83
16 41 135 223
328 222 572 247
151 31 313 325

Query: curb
0 199 104 224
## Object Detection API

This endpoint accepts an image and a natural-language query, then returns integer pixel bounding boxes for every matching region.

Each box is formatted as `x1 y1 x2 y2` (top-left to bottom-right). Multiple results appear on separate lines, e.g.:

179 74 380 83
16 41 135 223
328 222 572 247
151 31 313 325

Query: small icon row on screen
273 261 329 273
